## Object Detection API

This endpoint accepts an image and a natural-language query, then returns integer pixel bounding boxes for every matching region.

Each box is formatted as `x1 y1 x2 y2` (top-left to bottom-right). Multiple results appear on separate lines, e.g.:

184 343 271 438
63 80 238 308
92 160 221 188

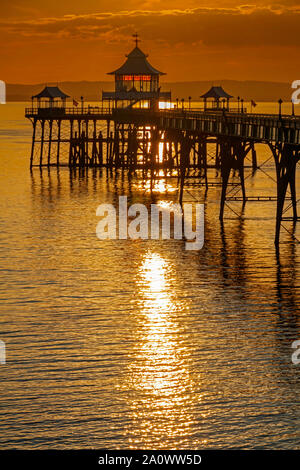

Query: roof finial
133 33 140 48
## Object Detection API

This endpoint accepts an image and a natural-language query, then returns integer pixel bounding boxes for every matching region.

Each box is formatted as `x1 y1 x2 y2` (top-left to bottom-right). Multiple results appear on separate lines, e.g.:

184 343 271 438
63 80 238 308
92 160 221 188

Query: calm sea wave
0 103 299 449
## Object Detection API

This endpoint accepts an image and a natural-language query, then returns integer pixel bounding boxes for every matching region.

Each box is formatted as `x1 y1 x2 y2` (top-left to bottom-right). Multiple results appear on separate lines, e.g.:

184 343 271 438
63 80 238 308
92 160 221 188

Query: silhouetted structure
25 41 300 245
32 86 69 111
102 36 171 109
200 86 233 111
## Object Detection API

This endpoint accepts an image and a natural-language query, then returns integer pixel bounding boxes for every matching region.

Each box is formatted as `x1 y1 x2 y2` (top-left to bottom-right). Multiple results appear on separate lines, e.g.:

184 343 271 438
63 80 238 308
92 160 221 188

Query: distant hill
6 80 294 102
6 81 113 102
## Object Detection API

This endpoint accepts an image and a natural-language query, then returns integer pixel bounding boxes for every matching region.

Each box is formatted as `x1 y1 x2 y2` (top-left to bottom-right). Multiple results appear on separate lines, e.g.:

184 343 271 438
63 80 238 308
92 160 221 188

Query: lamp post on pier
278 98 283 119
237 96 240 112
241 98 244 113
291 99 295 117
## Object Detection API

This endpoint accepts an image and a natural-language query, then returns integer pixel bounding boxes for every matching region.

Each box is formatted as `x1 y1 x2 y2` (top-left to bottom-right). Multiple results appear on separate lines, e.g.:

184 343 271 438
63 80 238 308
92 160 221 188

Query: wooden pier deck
25 106 300 146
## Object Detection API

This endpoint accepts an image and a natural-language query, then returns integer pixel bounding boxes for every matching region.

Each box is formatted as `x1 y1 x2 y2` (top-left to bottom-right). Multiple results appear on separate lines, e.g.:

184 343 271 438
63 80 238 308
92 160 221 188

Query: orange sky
1 1 300 84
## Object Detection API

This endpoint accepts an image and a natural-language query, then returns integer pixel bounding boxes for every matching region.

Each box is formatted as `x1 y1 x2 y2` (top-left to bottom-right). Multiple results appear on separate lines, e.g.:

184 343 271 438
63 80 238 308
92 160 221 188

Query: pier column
30 118 37 168
98 131 103 166
219 139 232 220
270 143 300 244
199 137 208 188
215 141 220 169
56 120 61 167
113 125 120 168
106 120 110 165
251 141 258 170
68 120 74 167
234 141 247 203
85 120 89 163
219 138 250 219
150 127 160 177
179 134 192 204
47 120 53 166
39 120 45 167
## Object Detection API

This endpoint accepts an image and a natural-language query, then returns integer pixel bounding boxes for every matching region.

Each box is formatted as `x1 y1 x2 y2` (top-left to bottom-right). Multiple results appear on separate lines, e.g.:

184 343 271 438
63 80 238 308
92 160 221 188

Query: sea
0 102 299 449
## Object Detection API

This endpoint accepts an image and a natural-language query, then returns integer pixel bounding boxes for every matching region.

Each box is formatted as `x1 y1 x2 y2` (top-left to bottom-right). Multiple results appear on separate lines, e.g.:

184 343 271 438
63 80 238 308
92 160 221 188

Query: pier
25 40 300 245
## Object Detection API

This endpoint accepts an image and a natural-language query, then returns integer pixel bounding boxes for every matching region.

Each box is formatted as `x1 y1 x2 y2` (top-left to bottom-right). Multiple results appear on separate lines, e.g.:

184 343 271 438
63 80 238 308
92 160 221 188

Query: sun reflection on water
135 172 178 193
119 251 203 449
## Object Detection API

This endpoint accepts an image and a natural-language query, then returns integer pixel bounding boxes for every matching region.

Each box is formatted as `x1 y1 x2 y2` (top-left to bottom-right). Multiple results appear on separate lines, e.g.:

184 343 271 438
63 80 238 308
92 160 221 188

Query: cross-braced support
219 138 251 220
269 143 300 244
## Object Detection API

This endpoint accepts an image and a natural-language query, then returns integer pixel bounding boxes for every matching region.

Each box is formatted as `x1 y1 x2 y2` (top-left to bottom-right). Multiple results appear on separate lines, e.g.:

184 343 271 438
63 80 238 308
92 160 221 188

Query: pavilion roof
32 86 69 99
108 46 165 76
200 86 233 99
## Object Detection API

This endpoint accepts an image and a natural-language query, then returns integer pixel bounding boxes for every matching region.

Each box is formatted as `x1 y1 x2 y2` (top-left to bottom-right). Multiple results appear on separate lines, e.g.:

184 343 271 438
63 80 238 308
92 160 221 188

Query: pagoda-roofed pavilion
32 86 69 108
200 86 233 111
102 36 171 109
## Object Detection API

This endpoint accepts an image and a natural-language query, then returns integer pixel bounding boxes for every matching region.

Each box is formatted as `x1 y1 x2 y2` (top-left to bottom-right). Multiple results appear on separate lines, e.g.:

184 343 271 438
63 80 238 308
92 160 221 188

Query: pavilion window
116 75 153 93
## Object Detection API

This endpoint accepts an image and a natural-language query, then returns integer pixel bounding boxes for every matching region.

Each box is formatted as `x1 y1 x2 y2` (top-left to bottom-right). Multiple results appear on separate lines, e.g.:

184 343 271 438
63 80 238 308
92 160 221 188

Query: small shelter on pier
102 35 171 109
32 86 69 109
200 86 233 111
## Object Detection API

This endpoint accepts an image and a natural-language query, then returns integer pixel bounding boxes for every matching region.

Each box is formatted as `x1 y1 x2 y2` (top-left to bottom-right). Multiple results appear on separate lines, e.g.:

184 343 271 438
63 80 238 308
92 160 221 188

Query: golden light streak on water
135 175 178 193
118 252 203 449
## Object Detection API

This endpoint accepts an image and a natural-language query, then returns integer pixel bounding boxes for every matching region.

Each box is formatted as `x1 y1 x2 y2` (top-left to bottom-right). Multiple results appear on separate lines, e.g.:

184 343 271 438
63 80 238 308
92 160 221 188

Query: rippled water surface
0 103 299 449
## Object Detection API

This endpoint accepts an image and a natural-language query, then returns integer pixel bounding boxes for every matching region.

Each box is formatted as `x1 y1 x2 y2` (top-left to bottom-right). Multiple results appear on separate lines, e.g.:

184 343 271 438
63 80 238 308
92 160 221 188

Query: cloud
0 6 300 47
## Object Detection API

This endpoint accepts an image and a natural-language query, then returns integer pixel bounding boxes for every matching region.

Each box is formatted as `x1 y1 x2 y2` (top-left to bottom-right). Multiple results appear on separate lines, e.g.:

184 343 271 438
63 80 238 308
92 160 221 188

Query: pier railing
111 108 300 144
25 105 300 144
157 109 300 144
25 105 300 123
164 108 299 120
25 107 113 117
160 109 300 125
173 107 247 113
